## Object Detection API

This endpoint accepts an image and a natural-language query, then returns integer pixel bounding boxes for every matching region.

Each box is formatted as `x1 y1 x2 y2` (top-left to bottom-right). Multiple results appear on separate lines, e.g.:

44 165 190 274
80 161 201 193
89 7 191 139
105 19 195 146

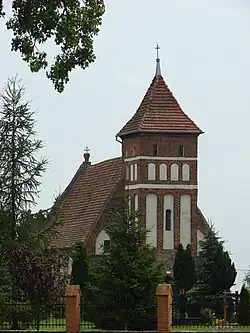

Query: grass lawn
172 325 250 332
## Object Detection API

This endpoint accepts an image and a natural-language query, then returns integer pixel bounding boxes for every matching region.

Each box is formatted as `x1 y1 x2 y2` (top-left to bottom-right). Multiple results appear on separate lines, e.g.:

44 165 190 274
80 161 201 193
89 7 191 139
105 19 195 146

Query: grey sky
1 0 250 289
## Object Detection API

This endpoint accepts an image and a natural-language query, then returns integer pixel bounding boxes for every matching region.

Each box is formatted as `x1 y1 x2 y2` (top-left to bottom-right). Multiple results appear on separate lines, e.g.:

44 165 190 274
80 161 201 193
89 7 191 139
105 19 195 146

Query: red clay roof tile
51 157 122 248
117 75 203 137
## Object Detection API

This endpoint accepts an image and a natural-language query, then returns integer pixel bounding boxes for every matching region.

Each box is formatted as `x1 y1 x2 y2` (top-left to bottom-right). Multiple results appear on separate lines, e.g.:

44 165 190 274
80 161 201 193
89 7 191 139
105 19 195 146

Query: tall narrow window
126 165 129 180
148 163 156 180
130 164 134 181
152 144 158 156
179 145 185 157
134 164 138 181
132 146 136 156
165 209 171 231
182 164 190 181
159 163 167 180
171 163 179 181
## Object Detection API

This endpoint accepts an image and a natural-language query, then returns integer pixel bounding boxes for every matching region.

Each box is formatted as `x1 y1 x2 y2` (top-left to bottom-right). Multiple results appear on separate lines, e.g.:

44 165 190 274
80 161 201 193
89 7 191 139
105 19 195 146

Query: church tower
116 45 204 262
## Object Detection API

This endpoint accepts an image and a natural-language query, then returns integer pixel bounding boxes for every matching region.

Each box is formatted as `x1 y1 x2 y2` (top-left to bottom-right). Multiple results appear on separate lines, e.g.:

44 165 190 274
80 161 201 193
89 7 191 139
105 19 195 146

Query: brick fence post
156 284 172 333
65 285 82 333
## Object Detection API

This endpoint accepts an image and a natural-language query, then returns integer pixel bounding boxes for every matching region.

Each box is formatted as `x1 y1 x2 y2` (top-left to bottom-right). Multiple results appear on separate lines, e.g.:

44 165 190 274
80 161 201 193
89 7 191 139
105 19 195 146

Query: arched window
134 164 138 181
148 163 156 180
130 164 134 181
95 230 110 255
159 163 167 180
126 165 129 180
182 164 190 181
170 163 179 181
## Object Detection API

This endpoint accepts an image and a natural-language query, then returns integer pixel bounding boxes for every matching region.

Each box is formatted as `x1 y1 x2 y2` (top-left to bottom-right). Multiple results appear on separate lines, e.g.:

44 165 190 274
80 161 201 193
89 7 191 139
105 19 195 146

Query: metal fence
0 298 66 330
171 291 250 332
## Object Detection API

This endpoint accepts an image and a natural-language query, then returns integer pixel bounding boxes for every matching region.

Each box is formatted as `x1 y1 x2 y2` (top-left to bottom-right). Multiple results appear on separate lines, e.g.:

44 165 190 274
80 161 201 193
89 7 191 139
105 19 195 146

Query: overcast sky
1 0 250 289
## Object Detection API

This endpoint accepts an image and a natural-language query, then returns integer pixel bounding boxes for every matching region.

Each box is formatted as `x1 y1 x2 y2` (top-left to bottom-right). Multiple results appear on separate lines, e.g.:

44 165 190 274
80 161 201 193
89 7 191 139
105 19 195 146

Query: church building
51 48 209 266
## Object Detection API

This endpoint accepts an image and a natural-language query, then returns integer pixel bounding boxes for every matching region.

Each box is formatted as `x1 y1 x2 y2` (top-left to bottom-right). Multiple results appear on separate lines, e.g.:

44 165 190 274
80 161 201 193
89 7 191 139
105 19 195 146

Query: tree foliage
7 245 67 305
0 76 66 329
238 285 250 325
196 225 236 294
0 76 47 241
86 207 164 330
70 242 88 294
173 243 196 295
1 0 105 93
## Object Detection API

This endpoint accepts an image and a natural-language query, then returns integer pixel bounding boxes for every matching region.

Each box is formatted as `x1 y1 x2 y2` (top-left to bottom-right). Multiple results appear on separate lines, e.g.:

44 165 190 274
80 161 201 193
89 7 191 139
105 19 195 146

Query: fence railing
0 298 66 330
0 285 249 333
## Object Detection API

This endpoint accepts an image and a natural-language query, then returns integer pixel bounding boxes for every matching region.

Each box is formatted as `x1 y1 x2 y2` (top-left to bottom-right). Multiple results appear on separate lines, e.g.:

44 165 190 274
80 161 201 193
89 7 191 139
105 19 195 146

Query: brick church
51 49 209 266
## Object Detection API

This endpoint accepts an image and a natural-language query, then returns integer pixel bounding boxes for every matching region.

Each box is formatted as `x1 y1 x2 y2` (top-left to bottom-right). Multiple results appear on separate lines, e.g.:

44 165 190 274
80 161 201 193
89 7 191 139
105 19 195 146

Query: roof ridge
92 156 121 166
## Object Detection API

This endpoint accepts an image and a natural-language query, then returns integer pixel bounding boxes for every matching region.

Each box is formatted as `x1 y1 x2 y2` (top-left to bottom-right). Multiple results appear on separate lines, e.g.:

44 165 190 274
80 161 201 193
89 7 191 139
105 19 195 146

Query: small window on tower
152 144 158 156
165 209 171 231
132 146 136 156
179 145 185 157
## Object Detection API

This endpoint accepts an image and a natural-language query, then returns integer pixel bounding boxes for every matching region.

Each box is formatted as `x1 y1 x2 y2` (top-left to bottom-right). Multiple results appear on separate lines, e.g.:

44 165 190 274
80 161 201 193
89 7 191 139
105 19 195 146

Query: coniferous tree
238 285 250 325
0 76 47 244
70 242 88 294
173 244 196 317
86 207 164 330
173 244 196 295
0 77 65 328
197 225 236 294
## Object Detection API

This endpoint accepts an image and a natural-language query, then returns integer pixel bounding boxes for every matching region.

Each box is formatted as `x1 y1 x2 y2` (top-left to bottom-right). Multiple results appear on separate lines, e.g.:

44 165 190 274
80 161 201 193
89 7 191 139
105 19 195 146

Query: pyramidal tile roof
117 74 203 137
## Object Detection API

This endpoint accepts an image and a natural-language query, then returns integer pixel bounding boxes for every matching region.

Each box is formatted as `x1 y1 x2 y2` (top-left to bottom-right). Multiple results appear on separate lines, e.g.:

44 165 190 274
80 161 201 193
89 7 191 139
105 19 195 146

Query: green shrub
0 300 34 329
200 308 214 325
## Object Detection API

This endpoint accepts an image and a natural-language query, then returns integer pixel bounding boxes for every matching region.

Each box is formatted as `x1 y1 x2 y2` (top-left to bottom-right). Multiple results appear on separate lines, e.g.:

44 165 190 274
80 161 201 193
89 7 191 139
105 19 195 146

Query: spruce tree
238 285 250 325
197 225 236 294
70 242 88 294
0 76 47 244
0 76 64 329
173 244 196 295
86 207 164 330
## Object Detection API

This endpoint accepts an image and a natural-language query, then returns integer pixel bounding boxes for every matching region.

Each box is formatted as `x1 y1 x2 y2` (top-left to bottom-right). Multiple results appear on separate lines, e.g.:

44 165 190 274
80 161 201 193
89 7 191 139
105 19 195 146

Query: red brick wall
122 134 198 158
121 133 202 262
86 132 207 267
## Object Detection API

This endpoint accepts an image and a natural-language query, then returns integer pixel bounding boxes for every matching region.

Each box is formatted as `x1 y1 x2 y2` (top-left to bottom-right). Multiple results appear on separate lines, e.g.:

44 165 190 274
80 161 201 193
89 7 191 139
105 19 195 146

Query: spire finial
155 43 161 76
84 146 90 163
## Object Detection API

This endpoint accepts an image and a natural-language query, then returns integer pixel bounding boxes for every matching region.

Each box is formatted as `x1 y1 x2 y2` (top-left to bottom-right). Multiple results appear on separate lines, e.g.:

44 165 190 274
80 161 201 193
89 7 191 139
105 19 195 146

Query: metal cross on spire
84 146 90 153
156 43 160 60
155 43 161 76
